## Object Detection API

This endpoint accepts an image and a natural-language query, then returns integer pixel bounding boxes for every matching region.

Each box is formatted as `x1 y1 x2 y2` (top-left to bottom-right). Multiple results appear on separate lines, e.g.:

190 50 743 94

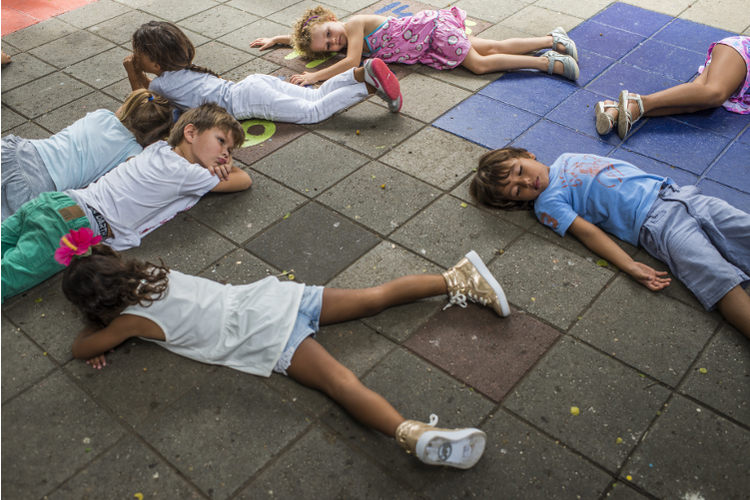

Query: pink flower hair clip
54 228 102 266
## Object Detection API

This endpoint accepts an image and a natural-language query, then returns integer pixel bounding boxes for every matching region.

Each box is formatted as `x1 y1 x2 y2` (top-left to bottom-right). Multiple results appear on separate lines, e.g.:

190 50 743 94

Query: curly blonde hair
291 5 339 60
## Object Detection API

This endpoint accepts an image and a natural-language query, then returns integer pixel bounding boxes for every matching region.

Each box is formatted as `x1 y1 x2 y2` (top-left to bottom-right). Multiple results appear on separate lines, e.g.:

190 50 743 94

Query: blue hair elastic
148 95 154 101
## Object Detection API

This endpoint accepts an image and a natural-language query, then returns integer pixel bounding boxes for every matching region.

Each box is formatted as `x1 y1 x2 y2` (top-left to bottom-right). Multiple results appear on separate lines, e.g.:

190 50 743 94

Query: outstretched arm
209 164 252 192
568 216 671 291
249 35 292 50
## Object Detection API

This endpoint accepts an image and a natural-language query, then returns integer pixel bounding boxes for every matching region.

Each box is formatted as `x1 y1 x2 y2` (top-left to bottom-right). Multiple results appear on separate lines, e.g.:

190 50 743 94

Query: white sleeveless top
124 271 305 377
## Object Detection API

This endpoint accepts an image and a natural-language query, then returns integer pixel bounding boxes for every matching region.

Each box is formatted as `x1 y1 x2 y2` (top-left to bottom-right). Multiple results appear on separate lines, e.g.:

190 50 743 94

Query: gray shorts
639 184 750 310
1 135 56 222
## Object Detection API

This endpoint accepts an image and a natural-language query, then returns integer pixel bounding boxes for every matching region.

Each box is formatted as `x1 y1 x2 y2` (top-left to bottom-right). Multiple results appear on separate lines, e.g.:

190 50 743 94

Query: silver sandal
595 101 617 135
542 51 579 81
548 27 578 62
617 90 644 139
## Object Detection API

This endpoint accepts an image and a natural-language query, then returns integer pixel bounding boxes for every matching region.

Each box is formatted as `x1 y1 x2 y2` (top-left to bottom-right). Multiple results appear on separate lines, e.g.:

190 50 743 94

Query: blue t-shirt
533 154 670 246
30 109 143 192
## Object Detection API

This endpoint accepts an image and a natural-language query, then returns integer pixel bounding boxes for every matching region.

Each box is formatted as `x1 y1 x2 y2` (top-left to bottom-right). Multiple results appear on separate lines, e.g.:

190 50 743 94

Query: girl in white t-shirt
125 21 403 122
61 241 512 469
1 89 173 221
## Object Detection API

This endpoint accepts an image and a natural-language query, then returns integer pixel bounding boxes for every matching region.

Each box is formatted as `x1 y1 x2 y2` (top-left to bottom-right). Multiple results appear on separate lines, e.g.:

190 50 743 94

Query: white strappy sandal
595 101 617 135
618 90 644 139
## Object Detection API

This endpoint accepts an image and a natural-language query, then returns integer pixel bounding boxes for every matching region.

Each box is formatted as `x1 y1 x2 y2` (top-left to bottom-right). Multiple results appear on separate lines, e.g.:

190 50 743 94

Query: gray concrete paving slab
2 72 93 119
194 40 255 74
398 73 473 123
63 46 133 89
1 105 26 132
233 121 308 164
1 316 56 403
116 0 221 23
416 64 501 92
138 367 311 499
217 18 290 57
64 338 215 427
57 0 132 29
623 394 750 500
1 17 78 51
29 30 116 69
381 126 486 190
46 435 204 499
221 57 280 80
310 100 424 159
101 77 135 101
190 171 308 243
1 120 52 139
267 1 350 28
250 133 370 197
179 4 259 38
571 276 719 386
0 52 57 92
489 233 613 329
500 4 583 36
319 161 441 235
225 0 304 18
528 220 637 262
1 370 126 499
236 425 420 500
503 337 672 473
87 9 162 44
198 248 280 284
680 326 750 427
245 202 380 284
35 91 121 134
316 320 397 376
424 411 613 500
391 195 522 268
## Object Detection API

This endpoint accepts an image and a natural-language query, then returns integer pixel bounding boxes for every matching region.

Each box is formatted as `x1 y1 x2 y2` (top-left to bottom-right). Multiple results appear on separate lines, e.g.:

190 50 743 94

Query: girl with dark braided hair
125 20 403 123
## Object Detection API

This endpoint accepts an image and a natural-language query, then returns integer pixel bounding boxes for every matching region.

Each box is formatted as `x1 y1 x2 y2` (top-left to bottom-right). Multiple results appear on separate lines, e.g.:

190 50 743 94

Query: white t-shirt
150 69 236 114
30 109 143 191
66 141 219 250
125 271 306 377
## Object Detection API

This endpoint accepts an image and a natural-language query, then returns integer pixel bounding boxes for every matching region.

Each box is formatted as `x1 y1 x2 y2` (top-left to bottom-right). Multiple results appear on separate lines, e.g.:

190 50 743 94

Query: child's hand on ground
85 352 111 369
249 38 278 50
630 262 671 291
290 72 320 86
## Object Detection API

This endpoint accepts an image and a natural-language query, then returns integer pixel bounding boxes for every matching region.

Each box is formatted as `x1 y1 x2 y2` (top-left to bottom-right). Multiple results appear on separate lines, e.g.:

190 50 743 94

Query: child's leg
469 35 559 56
286 337 404 436
716 286 750 339
624 44 746 119
460 47 572 76
319 275 447 325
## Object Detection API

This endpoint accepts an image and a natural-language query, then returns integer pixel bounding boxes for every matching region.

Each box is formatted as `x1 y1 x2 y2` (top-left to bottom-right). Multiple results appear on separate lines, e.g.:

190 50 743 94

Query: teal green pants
1 192 90 302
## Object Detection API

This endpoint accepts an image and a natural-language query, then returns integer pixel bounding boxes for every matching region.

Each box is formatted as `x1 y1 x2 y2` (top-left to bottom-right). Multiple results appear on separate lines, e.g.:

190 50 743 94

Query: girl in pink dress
595 36 750 140
251 5 580 86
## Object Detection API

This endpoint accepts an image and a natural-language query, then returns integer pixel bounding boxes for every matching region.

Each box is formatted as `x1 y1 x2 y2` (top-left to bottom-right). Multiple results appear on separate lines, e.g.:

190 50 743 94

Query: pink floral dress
698 36 750 114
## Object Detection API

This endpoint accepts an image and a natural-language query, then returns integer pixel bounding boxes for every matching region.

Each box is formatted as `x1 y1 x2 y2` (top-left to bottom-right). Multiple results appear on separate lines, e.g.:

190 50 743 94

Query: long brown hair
118 89 173 147
132 21 221 78
62 244 170 328
470 147 536 211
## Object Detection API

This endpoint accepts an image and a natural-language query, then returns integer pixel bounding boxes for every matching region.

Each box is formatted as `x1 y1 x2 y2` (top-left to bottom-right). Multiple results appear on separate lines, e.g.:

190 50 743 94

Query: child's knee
326 364 361 397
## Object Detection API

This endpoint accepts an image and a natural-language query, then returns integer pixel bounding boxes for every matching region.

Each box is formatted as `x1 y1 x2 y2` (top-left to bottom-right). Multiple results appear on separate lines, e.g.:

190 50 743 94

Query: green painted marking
284 49 304 60
241 119 276 147
306 52 337 68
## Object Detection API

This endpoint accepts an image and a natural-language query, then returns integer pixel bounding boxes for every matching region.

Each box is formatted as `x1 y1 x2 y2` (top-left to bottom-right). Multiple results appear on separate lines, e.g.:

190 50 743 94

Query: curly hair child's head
291 5 338 60
167 102 244 150
62 244 169 327
470 147 536 211
132 21 221 78
118 89 173 147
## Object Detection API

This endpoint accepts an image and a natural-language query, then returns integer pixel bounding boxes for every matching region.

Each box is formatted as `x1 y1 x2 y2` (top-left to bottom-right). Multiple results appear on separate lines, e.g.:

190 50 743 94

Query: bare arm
568 216 671 291
72 314 163 365
249 35 292 50
123 54 152 91
209 165 252 192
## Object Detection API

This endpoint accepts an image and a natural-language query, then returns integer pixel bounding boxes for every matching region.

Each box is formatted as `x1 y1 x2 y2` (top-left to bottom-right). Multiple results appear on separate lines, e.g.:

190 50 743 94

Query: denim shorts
273 285 324 375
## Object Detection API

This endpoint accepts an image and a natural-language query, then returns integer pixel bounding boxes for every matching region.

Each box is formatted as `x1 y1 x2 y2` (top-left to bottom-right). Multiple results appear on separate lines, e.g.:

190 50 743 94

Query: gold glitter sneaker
395 414 486 469
443 250 510 317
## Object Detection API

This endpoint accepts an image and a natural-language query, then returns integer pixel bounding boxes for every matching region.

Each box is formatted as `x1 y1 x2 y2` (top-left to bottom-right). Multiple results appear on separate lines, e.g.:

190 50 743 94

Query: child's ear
523 152 536 160
182 123 197 144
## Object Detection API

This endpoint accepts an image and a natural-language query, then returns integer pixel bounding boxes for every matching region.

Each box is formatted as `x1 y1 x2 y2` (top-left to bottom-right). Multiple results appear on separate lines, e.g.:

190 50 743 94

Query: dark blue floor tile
705 142 750 194
591 2 672 37
568 20 645 60
432 95 540 150
738 126 750 145
623 117 731 175
697 179 750 212
547 89 621 146
623 40 703 82
479 72 577 116
510 120 615 166
670 106 750 139
587 63 682 100
609 148 699 186
576 49 616 87
652 18 736 53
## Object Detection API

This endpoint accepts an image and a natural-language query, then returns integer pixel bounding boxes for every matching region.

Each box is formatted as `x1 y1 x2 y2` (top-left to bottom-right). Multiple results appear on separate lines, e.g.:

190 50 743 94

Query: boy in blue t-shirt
470 148 750 339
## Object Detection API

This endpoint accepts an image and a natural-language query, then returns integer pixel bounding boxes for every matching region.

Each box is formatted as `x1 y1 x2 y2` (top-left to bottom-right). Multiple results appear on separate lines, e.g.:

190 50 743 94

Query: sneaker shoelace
429 414 438 427
444 290 468 310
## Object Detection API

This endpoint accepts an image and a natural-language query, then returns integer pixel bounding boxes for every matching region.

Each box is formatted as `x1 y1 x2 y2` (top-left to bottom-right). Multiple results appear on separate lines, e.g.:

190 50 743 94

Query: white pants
232 69 369 124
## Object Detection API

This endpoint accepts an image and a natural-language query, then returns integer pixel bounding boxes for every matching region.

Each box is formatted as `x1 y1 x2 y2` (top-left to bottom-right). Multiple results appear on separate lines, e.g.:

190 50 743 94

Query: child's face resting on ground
310 21 348 53
191 126 234 170
497 154 551 202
